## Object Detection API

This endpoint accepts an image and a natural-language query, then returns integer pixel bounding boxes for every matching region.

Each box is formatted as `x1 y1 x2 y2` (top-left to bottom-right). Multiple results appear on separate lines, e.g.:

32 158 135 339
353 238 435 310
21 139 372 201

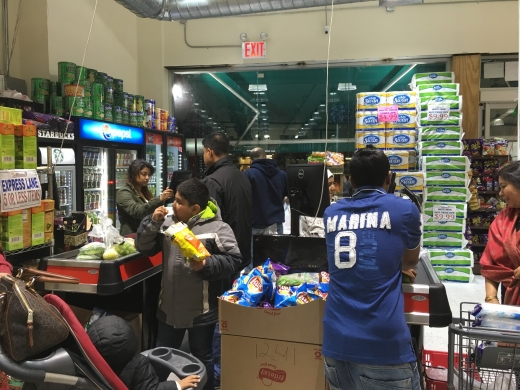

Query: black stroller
0 294 207 389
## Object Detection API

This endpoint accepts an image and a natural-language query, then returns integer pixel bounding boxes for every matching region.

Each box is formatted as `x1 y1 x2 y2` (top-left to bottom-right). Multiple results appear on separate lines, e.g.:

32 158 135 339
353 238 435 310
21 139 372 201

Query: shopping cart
447 302 520 389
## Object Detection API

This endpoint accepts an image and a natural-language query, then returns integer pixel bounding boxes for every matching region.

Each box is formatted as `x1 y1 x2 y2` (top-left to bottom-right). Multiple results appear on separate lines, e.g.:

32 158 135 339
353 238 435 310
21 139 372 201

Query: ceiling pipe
116 0 384 21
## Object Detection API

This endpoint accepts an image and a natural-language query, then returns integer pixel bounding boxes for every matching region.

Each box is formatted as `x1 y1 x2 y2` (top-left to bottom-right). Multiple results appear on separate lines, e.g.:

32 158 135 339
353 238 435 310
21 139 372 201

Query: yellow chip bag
164 222 210 261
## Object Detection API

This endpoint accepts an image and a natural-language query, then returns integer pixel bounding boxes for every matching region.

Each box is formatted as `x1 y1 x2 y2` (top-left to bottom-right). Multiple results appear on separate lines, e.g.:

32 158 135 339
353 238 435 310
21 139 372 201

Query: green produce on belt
113 240 136 257
103 247 120 260
78 242 105 256
77 254 102 260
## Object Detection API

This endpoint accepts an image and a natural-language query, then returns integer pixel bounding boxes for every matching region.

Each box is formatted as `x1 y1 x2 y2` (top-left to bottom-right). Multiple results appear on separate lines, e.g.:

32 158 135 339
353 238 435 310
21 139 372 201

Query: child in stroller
87 315 201 389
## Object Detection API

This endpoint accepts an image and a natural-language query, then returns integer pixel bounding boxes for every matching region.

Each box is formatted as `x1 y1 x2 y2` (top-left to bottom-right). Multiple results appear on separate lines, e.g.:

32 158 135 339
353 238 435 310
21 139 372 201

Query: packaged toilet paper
424 171 470 187
356 111 385 130
424 186 472 203
433 266 473 283
416 83 460 96
386 91 417 110
418 127 464 141
418 96 463 112
422 232 468 249
419 111 463 127
356 93 387 110
385 130 416 149
386 110 418 129
427 249 474 267
394 172 424 193
355 131 386 149
412 72 455 88
421 156 470 171
384 150 410 171
409 151 417 170
423 218 466 233
419 141 463 156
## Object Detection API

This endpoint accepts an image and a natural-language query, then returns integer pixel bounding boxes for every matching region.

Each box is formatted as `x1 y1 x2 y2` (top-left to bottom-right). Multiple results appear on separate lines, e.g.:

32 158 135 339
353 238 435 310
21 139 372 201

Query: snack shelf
469 244 487 248
477 191 499 195
470 155 510 160
468 208 500 214
468 226 491 230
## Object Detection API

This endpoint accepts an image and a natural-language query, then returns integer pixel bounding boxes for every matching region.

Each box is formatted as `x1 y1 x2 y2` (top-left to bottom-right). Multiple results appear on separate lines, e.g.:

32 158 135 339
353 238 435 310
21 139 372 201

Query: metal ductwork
114 0 421 21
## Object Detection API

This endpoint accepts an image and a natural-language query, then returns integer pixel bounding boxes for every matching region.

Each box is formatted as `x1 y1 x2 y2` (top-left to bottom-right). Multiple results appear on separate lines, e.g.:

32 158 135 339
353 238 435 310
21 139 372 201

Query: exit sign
242 41 266 59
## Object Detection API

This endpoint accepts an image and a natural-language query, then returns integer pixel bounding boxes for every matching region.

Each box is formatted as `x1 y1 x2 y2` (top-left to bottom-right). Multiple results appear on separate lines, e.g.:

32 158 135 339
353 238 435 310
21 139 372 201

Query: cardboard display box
222 335 326 390
0 210 23 251
219 299 325 345
14 124 37 169
21 208 31 248
0 123 15 169
31 203 45 246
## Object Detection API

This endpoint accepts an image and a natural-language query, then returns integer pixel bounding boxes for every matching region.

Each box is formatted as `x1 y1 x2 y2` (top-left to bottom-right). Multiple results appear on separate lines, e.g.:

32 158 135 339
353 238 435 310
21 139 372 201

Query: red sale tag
377 105 399 122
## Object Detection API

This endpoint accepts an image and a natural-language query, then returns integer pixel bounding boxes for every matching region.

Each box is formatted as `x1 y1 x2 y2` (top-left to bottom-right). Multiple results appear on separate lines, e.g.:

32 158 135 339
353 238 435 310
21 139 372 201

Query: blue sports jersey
322 186 421 365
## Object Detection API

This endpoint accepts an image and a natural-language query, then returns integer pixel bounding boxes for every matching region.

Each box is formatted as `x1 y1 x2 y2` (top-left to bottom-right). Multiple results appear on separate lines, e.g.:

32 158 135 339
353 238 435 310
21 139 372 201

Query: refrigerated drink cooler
145 131 164 198
166 134 185 183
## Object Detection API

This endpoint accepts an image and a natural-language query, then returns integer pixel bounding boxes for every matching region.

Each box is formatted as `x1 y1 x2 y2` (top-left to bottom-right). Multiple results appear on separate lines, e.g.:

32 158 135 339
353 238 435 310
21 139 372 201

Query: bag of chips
163 222 211 261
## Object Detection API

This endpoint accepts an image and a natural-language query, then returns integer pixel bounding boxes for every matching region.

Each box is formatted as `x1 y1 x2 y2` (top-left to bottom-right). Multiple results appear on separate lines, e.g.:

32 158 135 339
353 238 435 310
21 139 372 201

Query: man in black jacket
201 132 252 273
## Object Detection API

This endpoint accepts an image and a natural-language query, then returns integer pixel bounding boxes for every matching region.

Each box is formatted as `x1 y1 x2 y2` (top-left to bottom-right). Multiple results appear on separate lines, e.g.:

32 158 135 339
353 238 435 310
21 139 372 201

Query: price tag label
432 204 457 222
377 105 399 122
427 103 450 121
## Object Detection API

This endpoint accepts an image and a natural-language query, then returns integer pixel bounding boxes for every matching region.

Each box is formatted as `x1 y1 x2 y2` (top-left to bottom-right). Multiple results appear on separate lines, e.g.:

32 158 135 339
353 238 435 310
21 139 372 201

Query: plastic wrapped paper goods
356 93 387 110
422 232 468 249
421 156 470 171
418 127 464 141
386 110 418 129
433 266 473 283
355 130 386 149
424 171 470 187
424 186 472 203
356 111 385 130
418 96 463 112
411 72 455 88
384 150 412 171
386 91 417 110
418 141 463 156
394 172 424 193
385 130 416 149
427 249 474 267
416 83 460 97
422 215 466 233
419 111 462 127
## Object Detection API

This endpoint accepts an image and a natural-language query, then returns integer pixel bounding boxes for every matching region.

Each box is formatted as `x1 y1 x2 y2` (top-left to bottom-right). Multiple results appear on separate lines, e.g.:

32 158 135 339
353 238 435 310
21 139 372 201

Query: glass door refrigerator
165 133 186 184
38 147 76 216
73 118 145 226
144 130 165 198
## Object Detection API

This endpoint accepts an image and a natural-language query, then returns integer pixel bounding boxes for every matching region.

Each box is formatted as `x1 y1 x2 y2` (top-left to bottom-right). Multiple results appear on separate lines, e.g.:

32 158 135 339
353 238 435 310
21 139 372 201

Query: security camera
324 26 330 34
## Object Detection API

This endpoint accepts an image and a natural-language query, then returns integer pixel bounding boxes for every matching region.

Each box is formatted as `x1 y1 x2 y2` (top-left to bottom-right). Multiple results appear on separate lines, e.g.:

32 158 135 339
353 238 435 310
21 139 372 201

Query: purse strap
16 268 79 282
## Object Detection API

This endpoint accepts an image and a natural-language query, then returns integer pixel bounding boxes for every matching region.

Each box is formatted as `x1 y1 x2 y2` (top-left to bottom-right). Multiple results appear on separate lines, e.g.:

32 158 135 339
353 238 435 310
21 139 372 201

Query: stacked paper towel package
414 72 473 283
355 71 473 283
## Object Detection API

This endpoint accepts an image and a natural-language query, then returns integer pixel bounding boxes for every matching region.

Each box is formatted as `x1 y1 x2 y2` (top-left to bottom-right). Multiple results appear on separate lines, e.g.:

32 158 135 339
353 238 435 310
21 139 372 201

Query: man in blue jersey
322 146 421 390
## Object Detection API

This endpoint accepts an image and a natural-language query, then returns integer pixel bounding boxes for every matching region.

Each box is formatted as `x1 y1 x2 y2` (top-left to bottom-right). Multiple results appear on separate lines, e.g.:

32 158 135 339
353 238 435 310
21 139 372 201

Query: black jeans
157 321 215 390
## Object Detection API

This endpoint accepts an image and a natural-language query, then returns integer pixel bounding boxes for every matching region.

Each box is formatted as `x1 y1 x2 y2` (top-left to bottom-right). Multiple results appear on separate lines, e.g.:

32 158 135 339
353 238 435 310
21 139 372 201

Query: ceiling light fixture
338 83 357 91
240 33 247 42
248 84 268 92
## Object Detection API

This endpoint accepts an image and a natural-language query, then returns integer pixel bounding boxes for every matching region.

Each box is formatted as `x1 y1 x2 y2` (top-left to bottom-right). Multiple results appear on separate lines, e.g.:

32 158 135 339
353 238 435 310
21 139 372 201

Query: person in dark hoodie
244 147 288 237
87 315 201 390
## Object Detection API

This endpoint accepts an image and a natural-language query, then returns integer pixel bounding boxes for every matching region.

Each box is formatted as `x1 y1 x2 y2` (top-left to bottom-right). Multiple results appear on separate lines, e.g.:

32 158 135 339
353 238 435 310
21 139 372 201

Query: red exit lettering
242 42 266 59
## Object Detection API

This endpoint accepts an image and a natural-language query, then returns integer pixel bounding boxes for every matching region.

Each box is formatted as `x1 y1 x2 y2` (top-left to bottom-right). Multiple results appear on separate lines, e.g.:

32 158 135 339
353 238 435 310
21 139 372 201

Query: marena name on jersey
326 211 391 233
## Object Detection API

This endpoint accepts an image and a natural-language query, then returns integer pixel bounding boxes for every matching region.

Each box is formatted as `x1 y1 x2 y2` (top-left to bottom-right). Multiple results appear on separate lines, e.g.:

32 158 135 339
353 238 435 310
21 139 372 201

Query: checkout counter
38 248 162 350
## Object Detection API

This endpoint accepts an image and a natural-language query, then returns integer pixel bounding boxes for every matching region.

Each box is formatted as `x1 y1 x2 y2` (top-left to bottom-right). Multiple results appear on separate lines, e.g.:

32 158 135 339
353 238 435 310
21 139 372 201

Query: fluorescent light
172 84 183 99
338 83 357 91
264 134 270 139
249 84 268 92
294 135 299 139
255 133 259 138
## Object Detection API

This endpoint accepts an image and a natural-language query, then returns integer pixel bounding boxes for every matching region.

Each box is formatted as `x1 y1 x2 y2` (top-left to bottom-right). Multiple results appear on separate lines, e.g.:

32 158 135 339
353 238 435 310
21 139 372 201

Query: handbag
0 268 79 362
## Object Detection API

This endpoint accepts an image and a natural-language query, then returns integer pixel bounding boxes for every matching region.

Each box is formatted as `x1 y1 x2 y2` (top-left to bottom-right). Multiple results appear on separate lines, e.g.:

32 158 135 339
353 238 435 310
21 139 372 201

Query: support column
452 54 481 139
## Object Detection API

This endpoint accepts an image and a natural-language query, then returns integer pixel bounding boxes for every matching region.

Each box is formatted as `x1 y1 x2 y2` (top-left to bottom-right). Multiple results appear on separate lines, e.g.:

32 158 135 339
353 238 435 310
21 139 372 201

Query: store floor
423 275 485 352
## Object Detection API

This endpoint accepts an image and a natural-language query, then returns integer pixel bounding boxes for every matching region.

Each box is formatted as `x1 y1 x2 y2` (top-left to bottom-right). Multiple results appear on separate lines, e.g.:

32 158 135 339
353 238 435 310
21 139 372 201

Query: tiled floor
423 275 485 352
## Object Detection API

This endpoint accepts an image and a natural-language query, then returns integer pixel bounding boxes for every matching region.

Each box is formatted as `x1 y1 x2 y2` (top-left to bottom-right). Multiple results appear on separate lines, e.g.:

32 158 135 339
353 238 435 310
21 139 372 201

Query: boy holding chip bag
136 178 242 390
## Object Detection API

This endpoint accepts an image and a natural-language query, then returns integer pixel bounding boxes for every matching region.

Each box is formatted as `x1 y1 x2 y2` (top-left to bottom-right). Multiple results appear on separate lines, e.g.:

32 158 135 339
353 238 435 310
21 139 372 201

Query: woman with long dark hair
116 159 173 236
481 160 520 305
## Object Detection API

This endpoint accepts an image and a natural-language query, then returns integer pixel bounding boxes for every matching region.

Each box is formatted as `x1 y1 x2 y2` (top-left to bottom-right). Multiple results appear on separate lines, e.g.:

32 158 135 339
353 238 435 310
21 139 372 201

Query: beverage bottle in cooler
95 170 100 188
84 192 90 210
93 151 99 166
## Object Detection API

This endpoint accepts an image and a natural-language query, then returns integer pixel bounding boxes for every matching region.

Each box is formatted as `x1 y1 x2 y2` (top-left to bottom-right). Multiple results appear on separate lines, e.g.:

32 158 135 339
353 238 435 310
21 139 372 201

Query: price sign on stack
427 104 450 121
432 204 457 222
377 105 399 122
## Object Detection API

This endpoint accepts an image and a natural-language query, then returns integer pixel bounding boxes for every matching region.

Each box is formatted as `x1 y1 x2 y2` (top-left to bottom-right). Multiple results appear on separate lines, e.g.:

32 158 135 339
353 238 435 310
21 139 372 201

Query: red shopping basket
423 350 465 390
